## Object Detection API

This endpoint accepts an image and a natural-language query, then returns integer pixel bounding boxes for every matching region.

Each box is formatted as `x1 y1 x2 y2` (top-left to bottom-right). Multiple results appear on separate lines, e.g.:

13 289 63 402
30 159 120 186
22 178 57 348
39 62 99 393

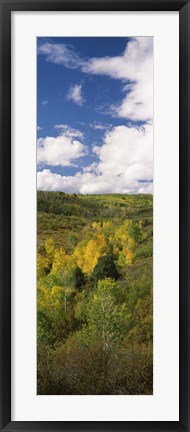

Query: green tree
67 233 78 252
85 278 128 350
72 266 85 290
92 254 119 285
128 223 142 243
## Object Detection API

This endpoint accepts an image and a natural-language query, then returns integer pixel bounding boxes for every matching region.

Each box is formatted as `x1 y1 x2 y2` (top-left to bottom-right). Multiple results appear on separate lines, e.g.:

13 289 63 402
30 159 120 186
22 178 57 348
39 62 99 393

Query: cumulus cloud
66 83 84 105
37 169 81 192
37 38 153 193
93 123 153 178
37 123 153 194
39 37 153 121
84 37 153 121
37 130 87 167
83 162 98 173
37 168 153 195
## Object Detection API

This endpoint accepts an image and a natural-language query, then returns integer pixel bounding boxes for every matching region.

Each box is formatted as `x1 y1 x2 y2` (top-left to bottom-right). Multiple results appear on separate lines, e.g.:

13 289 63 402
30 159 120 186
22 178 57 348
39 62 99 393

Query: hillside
37 191 153 395
37 191 153 248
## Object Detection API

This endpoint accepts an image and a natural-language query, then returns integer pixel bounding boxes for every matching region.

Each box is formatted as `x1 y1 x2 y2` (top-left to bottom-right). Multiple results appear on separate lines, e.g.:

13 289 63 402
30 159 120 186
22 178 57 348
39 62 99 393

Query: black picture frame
0 0 189 431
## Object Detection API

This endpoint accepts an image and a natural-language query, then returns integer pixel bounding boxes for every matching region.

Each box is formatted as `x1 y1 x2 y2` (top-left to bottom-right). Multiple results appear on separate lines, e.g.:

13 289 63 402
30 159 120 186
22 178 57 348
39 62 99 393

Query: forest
37 191 153 395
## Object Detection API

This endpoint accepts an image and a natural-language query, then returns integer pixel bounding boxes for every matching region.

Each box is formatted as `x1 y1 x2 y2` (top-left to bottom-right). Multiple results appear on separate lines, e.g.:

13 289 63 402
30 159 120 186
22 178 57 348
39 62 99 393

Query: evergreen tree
72 266 85 290
92 254 119 285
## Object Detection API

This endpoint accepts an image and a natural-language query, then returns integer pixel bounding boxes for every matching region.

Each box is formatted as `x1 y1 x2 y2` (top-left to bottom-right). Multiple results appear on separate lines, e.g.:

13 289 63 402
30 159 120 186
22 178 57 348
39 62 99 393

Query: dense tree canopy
92 254 119 285
37 191 153 395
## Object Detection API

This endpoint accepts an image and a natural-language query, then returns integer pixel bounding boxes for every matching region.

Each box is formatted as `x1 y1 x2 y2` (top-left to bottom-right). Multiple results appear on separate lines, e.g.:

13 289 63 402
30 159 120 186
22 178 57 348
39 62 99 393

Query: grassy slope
37 191 153 394
37 191 153 249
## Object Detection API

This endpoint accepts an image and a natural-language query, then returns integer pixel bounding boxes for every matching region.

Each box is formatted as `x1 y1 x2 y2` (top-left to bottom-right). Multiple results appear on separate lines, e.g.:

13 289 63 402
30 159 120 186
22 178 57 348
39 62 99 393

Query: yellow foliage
74 232 108 275
37 253 49 278
128 237 135 249
118 246 134 267
113 244 119 257
52 285 60 296
44 238 55 262
124 248 134 264
114 220 135 265
102 221 112 229
83 240 101 274
114 221 131 245
91 222 101 231
52 248 75 274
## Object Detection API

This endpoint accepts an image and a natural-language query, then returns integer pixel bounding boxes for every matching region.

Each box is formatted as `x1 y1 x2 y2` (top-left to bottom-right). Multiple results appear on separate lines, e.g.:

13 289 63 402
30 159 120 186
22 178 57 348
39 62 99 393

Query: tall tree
92 254 119 285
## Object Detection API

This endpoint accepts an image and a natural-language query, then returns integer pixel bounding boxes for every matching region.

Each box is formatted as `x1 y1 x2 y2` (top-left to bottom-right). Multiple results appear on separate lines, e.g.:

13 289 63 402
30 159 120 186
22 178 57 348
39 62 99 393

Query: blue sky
37 37 153 194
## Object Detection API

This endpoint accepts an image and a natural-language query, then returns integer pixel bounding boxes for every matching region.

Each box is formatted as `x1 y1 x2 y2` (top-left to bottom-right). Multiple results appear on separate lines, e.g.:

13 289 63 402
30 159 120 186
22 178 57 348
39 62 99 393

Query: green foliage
134 241 153 259
92 254 119 285
67 233 78 252
128 223 142 243
84 278 128 349
37 191 153 395
38 338 152 395
71 266 85 290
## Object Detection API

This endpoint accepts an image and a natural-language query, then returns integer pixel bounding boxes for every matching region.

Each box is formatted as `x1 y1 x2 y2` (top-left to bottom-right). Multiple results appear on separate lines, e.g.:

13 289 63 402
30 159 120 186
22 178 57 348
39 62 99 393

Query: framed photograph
0 0 189 431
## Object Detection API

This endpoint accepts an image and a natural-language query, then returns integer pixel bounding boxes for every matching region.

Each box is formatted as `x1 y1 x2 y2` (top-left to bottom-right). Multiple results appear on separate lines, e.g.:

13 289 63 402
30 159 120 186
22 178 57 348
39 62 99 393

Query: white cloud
37 169 113 194
93 123 153 178
37 38 153 193
37 126 42 131
90 121 112 130
37 123 153 194
54 124 84 139
84 37 153 121
37 168 153 195
38 42 84 69
37 169 81 192
41 100 49 106
83 162 98 173
37 131 87 167
39 37 153 121
66 83 84 105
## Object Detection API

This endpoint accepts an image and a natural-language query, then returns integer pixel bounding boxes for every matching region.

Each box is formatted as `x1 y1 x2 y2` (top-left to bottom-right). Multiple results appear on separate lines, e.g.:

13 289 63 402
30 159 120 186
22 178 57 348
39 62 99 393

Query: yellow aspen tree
44 238 55 263
52 248 70 274
37 253 49 278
